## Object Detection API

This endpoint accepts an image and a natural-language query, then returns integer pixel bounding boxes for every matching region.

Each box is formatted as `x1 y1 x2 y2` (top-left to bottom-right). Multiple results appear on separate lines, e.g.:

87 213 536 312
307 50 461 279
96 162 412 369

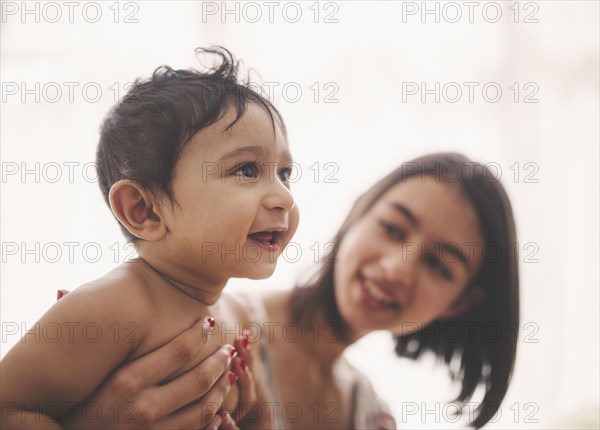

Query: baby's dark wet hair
96 46 285 241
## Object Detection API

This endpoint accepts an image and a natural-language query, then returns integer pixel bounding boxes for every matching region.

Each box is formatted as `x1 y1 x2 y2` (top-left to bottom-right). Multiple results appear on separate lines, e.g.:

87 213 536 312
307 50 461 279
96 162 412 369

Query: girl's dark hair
96 46 285 241
290 152 519 428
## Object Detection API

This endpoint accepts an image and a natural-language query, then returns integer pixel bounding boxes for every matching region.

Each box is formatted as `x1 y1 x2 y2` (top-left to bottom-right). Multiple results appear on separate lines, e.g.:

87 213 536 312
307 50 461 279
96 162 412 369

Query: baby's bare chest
123 297 241 407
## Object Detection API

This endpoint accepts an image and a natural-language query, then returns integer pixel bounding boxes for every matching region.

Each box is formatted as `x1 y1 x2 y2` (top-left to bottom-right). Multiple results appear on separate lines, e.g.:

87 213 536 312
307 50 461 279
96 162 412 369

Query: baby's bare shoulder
0 262 156 410
68 261 156 322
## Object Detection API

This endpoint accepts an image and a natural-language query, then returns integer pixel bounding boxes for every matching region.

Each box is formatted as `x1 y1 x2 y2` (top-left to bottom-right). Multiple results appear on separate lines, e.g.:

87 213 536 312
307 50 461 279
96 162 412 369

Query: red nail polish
228 372 238 384
57 290 65 300
229 347 237 358
241 334 249 349
239 357 246 371
207 317 215 329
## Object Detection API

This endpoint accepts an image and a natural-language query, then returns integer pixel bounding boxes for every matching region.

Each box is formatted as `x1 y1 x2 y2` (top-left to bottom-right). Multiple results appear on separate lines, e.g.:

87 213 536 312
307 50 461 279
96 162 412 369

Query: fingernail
239 357 246 371
57 290 66 300
206 317 215 330
228 371 238 384
240 333 249 349
226 345 237 359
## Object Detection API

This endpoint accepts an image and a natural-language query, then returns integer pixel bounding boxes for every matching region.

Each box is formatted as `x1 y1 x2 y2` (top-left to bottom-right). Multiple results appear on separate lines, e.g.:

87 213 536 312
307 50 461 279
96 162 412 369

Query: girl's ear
108 180 167 241
439 286 485 320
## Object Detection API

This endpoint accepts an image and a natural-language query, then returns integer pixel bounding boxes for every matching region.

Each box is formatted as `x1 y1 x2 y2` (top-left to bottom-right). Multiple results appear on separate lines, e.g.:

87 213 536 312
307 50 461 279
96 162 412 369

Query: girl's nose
380 245 419 288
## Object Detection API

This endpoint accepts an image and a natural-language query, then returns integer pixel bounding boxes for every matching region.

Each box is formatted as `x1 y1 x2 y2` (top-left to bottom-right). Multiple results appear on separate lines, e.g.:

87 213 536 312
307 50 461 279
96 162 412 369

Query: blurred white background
1 1 598 428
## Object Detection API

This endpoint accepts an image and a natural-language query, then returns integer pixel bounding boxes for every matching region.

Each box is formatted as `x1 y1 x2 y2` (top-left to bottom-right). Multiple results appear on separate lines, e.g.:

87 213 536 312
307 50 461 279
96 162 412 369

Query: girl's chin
338 299 380 335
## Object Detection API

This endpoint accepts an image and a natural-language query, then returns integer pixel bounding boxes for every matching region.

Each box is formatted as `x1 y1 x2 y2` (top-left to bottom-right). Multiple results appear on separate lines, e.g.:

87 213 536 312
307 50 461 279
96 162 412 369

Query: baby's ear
439 286 485 320
108 180 167 241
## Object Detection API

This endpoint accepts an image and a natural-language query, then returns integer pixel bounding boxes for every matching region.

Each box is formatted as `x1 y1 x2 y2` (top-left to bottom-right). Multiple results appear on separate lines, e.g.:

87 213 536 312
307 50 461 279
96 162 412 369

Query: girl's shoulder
222 290 278 327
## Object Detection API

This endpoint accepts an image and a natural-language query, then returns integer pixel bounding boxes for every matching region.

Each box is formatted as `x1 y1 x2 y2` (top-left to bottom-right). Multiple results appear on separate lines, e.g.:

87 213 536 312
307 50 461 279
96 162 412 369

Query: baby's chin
238 262 278 280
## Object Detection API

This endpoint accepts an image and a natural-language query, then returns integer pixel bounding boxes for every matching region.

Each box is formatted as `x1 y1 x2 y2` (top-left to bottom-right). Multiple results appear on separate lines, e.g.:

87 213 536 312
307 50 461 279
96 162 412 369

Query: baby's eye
233 162 260 179
278 166 293 183
379 221 407 241
425 255 453 280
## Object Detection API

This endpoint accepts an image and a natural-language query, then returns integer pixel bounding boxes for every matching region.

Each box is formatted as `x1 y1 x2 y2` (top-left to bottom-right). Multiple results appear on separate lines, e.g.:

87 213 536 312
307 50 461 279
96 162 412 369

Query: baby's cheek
288 206 300 235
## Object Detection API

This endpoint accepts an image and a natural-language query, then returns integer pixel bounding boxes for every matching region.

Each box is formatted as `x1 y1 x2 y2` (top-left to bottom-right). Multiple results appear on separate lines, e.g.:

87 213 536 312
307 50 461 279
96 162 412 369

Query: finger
122 316 216 386
146 344 236 417
234 332 253 368
232 356 254 398
205 413 222 430
220 412 240 430
230 356 255 423
152 370 236 430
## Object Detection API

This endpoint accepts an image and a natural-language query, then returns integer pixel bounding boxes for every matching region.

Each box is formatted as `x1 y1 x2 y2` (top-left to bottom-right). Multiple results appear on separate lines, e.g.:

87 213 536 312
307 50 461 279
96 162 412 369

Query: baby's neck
134 249 227 306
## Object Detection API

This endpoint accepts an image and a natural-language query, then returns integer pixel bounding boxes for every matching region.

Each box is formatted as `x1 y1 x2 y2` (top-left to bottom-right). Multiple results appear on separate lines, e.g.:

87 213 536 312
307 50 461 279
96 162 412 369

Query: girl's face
334 176 484 339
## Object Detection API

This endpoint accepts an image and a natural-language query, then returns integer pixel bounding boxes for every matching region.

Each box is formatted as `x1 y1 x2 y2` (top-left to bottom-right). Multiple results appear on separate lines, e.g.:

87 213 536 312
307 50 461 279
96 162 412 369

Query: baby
1 47 298 429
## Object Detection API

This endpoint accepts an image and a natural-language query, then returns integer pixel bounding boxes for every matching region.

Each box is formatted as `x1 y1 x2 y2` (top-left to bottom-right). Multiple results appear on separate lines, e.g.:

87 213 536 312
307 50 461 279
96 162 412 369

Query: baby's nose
264 180 295 213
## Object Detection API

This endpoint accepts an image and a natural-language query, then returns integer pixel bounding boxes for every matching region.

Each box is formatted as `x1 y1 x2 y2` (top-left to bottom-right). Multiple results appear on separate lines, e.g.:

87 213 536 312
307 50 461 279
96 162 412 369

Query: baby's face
158 103 298 281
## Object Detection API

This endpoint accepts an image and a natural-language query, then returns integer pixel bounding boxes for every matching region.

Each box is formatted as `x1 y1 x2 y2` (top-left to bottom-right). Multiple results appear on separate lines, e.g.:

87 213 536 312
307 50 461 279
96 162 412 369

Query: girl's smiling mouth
358 274 401 311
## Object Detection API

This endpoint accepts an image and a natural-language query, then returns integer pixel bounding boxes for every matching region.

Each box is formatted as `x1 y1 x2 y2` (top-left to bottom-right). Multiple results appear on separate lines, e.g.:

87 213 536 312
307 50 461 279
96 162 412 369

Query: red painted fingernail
207 317 215 329
228 372 238 384
57 290 66 300
239 357 246 371
241 334 249 349
229 347 237 358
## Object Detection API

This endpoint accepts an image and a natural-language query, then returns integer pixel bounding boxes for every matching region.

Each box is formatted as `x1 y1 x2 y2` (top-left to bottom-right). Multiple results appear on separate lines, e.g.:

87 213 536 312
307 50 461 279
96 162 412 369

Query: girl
244 152 519 429
47 152 519 429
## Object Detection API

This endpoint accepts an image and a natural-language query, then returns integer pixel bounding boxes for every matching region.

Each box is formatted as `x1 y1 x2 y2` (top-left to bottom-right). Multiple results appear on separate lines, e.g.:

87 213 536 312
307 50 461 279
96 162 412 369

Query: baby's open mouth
247 231 283 248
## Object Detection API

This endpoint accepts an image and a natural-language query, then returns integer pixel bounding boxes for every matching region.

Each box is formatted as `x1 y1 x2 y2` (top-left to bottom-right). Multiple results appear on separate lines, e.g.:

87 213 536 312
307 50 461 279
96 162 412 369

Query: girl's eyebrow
390 202 420 228
390 201 471 271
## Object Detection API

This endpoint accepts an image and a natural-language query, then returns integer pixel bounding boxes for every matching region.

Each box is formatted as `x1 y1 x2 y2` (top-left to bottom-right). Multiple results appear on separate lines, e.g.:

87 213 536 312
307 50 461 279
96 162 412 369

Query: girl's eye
425 255 453 280
278 166 293 183
379 221 407 241
233 162 259 179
